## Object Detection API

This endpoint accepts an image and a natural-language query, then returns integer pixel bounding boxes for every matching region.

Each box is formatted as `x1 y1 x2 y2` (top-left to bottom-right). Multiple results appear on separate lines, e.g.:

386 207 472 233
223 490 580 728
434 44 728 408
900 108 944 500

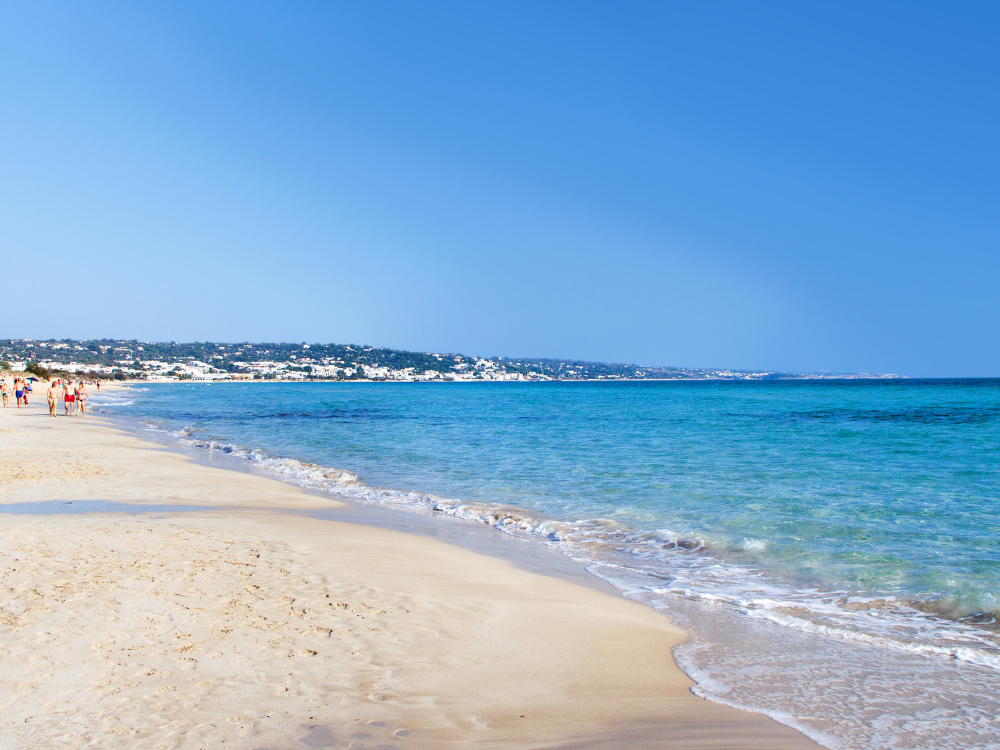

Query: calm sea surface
93 379 1000 749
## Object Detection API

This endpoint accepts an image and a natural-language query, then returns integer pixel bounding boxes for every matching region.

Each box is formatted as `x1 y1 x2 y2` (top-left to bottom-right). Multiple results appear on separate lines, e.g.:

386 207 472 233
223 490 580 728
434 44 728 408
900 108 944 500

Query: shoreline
111 381 1000 652
0 393 819 748
71 380 1000 748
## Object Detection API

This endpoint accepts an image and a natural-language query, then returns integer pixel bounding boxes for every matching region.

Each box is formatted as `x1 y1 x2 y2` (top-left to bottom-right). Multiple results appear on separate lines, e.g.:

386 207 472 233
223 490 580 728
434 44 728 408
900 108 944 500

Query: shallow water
91 379 1000 748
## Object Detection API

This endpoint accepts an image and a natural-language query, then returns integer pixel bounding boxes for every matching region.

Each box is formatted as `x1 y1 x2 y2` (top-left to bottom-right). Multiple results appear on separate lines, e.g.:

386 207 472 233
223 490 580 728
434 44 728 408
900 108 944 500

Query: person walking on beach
76 381 87 417
15 378 24 408
47 380 58 417
0 379 8 408
23 378 31 405
62 379 73 415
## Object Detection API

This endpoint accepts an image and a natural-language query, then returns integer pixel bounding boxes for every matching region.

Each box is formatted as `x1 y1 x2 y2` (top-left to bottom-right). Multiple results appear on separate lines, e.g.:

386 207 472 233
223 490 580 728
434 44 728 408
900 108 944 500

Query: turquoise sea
92 379 1000 749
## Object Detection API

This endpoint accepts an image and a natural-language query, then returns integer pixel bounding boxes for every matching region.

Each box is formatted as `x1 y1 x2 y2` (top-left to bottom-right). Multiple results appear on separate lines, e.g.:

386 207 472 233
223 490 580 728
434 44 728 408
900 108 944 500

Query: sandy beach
0 387 819 749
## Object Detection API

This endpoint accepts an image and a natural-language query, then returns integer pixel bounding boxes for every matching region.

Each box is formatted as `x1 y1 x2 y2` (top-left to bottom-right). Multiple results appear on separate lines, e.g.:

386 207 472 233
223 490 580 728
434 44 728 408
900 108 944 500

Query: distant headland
0 339 903 382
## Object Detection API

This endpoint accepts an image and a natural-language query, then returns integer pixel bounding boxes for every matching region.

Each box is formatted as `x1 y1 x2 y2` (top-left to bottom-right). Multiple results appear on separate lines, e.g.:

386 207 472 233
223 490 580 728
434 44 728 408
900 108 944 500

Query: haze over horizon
2 2 997 377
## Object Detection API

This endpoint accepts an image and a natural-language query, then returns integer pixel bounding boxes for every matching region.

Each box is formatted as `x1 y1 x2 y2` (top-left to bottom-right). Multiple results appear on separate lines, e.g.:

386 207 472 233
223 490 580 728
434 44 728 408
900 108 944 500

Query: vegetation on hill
0 338 894 380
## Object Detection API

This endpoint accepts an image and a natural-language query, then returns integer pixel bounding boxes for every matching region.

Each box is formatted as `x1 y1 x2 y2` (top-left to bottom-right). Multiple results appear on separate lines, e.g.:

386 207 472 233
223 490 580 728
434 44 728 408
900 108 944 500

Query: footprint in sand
297 723 337 748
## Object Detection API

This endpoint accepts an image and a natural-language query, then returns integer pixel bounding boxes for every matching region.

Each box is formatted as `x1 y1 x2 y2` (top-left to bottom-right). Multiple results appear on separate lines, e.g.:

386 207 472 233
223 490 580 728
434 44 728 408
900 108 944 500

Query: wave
88 390 141 408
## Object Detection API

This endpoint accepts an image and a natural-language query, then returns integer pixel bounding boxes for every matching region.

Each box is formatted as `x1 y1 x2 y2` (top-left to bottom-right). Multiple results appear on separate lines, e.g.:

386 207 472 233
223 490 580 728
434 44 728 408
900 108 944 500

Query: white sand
0 391 819 749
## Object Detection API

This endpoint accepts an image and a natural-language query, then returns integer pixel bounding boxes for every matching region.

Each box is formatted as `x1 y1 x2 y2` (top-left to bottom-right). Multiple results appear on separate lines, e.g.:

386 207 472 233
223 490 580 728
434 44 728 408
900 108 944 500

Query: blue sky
1 2 997 375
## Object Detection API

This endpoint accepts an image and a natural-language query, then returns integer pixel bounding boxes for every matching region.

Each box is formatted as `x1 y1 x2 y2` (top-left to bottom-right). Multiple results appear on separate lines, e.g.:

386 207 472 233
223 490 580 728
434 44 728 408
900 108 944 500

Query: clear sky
1 2 997 376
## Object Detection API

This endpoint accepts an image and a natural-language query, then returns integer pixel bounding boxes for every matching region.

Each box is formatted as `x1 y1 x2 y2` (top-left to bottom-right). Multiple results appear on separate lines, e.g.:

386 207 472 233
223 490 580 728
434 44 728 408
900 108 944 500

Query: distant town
0 339 901 382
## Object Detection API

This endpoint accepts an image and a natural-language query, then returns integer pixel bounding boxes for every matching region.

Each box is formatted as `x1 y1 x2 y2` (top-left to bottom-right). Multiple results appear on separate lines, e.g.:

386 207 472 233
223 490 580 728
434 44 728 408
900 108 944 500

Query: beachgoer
96 380 100 391
0 379 8 408
47 381 58 417
62 379 72 415
76 381 87 417
15 378 24 408
23 379 31 405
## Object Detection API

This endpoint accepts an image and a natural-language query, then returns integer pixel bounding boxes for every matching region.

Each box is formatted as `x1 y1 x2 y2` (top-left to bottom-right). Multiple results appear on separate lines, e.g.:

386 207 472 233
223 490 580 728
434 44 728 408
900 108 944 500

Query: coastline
0 389 819 748
79 374 906 386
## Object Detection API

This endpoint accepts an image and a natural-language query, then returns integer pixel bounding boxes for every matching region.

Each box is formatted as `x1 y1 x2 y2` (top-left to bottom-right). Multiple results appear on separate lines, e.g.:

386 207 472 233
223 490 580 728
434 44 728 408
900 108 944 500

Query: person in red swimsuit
62 380 73 415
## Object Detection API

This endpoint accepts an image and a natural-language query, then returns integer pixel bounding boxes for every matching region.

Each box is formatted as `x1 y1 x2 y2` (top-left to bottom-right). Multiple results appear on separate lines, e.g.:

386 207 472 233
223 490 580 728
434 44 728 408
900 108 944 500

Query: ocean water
91 379 1000 748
